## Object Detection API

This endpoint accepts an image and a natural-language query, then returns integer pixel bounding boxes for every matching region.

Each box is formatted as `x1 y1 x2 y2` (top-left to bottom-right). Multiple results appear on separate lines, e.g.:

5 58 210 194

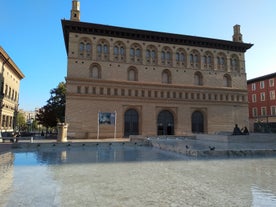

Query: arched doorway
191 111 204 133
124 109 139 137
157 110 174 135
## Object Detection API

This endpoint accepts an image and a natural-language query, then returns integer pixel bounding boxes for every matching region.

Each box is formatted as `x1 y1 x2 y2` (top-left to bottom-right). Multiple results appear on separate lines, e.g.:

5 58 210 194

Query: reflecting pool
1 145 276 207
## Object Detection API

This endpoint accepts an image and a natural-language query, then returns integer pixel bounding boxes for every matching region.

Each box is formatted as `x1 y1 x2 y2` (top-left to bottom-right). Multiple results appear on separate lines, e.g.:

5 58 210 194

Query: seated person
232 124 242 135
241 126 249 135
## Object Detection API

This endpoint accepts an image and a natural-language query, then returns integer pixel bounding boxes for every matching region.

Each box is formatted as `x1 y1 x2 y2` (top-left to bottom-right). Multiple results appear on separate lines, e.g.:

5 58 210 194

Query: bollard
57 123 69 142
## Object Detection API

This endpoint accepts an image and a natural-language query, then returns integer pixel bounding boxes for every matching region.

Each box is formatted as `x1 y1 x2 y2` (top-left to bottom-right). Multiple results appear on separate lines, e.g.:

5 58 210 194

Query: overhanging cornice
61 19 253 54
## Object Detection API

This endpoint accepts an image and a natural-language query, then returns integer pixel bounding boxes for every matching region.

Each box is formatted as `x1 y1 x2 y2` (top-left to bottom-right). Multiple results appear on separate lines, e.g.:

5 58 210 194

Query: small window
260 92 265 101
269 79 274 87
252 108 258 117
252 83 256 91
271 106 276 116
270 90 275 100
252 94 256 103
261 107 267 116
260 81 265 89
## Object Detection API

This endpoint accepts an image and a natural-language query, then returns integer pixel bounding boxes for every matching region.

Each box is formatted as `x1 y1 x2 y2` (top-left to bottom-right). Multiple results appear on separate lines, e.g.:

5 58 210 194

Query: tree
36 82 66 128
16 111 27 131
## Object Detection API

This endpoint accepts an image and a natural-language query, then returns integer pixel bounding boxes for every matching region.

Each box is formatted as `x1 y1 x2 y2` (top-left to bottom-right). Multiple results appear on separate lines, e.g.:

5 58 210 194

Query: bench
1 136 34 143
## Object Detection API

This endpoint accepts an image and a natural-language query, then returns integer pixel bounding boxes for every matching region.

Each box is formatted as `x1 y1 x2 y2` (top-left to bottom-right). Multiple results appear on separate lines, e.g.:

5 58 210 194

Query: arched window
162 69 171 84
130 43 142 63
128 67 138 81
157 110 174 135
97 39 109 60
203 51 213 69
230 54 240 72
78 38 92 59
190 50 200 69
194 71 203 85
90 64 101 79
223 74 232 87
146 45 157 65
113 41 125 62
216 52 227 71
176 48 186 67
161 47 172 66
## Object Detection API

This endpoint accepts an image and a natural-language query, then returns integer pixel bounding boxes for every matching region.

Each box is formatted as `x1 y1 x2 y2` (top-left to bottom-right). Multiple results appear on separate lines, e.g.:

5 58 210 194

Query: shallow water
1 146 276 207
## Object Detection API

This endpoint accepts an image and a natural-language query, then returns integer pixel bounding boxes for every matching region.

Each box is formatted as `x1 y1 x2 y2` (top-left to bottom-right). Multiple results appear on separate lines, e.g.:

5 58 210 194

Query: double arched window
146 45 157 65
79 38 92 59
161 47 172 66
113 41 125 62
130 43 142 63
203 51 213 69
230 54 240 72
176 48 186 67
97 39 109 60
217 52 227 71
190 50 200 69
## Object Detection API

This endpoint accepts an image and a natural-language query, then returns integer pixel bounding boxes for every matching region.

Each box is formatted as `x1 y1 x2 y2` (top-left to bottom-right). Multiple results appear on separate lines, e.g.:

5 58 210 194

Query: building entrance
157 110 174 135
124 109 139 137
192 111 204 133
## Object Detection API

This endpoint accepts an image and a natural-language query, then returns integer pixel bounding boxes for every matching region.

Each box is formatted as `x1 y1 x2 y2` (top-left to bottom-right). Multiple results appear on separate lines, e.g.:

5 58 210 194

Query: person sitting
241 126 249 135
232 124 242 135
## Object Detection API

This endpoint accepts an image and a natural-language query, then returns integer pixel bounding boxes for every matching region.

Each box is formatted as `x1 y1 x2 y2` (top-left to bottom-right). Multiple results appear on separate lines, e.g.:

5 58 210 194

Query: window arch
78 38 92 59
162 69 172 84
113 41 126 62
203 51 214 69
230 54 240 72
216 52 227 71
161 46 172 66
130 43 142 63
145 45 157 65
89 64 101 79
97 39 109 60
223 74 232 87
176 48 186 67
127 67 138 81
194 71 203 85
190 49 200 69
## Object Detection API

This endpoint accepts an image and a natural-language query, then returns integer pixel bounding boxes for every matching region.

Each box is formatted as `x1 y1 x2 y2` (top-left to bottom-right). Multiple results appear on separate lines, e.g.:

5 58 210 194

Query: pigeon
209 146 215 151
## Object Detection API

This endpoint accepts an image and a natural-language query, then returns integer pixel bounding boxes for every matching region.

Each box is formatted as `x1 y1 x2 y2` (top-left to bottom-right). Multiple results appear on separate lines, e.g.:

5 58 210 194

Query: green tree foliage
36 82 66 128
16 111 27 131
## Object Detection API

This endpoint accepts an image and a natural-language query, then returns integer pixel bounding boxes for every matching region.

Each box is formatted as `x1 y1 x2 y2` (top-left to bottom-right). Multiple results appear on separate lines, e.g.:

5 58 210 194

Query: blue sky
1 0 276 111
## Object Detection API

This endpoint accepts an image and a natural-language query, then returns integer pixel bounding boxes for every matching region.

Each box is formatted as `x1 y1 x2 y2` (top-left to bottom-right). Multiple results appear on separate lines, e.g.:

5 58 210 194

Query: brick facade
247 72 276 132
62 1 252 139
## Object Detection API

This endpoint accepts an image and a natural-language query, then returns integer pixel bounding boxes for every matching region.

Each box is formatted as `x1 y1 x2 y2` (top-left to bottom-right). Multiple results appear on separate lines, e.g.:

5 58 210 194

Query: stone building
62 0 253 139
0 46 25 132
247 72 276 132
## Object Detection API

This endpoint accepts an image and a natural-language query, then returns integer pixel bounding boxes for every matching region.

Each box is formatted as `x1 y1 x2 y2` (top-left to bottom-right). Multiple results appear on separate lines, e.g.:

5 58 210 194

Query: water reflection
0 152 14 207
252 185 276 207
29 146 190 165
2 146 276 206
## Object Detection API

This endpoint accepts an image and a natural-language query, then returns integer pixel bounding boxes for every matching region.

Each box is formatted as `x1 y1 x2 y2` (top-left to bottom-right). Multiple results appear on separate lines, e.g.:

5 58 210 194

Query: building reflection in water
0 152 14 206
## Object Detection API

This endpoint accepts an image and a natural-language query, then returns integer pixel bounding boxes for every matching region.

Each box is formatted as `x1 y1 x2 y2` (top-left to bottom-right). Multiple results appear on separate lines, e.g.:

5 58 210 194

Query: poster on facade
98 112 116 125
